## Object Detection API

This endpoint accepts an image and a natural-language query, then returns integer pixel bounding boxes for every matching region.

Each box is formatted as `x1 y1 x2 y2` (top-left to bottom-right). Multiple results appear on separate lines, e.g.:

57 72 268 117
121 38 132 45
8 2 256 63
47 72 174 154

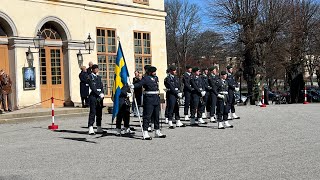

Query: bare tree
165 0 201 75
208 0 289 104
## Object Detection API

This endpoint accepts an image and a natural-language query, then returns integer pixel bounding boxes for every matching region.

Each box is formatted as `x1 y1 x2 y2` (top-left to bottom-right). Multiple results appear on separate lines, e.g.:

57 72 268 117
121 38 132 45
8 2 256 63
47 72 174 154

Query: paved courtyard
0 104 320 180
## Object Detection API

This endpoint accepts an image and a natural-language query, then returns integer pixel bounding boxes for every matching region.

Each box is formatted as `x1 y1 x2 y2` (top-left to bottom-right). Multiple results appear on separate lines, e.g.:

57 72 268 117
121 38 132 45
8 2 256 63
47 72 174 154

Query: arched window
40 23 61 40
0 26 7 37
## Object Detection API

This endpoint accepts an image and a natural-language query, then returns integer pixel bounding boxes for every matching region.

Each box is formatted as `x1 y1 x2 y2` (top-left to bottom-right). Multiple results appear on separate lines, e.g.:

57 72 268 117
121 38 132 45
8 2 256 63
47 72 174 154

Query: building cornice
24 0 166 21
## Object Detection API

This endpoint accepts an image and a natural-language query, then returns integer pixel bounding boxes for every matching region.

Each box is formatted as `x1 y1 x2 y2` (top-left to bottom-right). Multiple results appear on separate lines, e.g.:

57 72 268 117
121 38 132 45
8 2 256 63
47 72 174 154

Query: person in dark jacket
87 64 105 135
115 84 135 136
164 65 185 129
200 67 210 119
190 67 207 126
86 61 93 75
130 66 166 140
79 66 89 108
216 71 234 129
182 65 193 121
226 65 240 120
132 70 142 116
207 66 219 122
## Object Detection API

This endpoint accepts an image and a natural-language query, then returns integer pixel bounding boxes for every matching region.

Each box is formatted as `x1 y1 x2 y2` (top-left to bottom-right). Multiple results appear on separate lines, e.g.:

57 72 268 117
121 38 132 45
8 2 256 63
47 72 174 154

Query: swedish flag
112 42 129 121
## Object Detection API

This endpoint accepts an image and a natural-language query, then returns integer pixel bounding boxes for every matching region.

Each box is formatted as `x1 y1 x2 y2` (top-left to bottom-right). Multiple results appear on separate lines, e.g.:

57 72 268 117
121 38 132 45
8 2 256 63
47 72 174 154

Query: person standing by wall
132 70 142 116
0 70 13 112
79 66 89 108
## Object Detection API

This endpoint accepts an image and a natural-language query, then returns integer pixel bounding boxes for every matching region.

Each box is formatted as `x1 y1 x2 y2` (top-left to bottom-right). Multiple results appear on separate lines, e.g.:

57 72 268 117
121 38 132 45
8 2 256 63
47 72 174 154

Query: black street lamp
25 30 45 67
77 50 84 67
84 33 95 54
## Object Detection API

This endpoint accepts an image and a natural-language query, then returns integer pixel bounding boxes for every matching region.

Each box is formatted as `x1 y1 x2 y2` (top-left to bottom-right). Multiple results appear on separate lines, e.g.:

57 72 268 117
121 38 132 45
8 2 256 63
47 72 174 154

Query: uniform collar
91 73 97 77
169 74 174 78
186 72 191 76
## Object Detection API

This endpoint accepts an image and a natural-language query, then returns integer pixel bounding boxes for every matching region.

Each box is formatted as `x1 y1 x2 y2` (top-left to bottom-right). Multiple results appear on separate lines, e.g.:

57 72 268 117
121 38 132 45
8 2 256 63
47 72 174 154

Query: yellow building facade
0 0 167 108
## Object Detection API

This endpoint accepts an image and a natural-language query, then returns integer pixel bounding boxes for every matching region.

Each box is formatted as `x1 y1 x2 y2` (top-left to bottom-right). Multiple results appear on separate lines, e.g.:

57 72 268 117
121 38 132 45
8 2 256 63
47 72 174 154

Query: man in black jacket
164 65 186 129
79 66 89 108
226 65 240 120
190 67 207 126
208 66 219 122
216 71 234 129
182 65 193 121
87 64 105 135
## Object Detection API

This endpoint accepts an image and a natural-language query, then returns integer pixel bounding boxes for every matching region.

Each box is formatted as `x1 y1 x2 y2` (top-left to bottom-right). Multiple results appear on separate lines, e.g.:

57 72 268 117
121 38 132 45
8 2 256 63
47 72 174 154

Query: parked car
300 87 320 102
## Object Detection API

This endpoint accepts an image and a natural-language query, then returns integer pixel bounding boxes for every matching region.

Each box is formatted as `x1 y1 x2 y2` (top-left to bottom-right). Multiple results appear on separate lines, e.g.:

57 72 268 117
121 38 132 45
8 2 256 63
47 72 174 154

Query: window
134 31 151 73
40 49 46 85
133 0 149 5
97 28 117 96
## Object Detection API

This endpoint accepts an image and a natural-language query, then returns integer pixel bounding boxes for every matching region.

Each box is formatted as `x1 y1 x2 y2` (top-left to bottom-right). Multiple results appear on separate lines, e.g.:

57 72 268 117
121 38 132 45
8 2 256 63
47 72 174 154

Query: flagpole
117 37 144 138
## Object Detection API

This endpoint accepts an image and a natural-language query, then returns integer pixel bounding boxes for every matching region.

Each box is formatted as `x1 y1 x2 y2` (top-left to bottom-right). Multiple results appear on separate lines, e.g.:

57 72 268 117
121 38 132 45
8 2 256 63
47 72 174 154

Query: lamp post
25 30 45 67
84 33 95 54
77 50 84 68
26 47 34 67
33 30 45 49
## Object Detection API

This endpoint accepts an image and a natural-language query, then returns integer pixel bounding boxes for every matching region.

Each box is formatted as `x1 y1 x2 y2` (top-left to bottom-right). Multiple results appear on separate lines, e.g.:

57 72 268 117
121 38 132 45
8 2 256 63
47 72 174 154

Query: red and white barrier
303 87 309 104
48 97 59 130
260 88 267 107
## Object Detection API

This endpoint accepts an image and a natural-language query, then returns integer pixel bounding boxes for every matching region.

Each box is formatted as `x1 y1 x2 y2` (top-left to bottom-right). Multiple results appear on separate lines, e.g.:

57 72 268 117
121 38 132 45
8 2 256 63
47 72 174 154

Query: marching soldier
164 65 186 129
226 65 240 120
216 71 234 129
182 65 193 121
190 67 207 126
208 66 219 122
87 64 105 135
130 66 166 140
200 68 210 119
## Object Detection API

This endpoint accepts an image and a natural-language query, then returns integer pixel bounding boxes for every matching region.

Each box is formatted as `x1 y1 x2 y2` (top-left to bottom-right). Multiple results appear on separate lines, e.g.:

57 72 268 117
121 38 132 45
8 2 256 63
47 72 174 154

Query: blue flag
112 42 129 121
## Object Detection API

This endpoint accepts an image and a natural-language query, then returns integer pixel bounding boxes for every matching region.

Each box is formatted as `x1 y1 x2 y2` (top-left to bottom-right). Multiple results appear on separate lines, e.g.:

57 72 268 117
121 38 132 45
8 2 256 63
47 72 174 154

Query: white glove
221 91 228 95
127 93 132 98
235 87 240 92
99 93 104 98
201 91 206 97
129 84 134 89
177 93 183 99
217 94 225 99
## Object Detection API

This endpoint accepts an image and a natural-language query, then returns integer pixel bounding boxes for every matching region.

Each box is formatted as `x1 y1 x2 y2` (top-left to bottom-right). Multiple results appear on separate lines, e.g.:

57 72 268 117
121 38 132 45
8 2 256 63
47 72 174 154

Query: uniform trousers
217 99 229 122
88 95 102 127
166 94 180 120
190 93 203 119
209 93 217 117
228 92 236 113
143 95 160 131
183 90 191 115
116 103 130 129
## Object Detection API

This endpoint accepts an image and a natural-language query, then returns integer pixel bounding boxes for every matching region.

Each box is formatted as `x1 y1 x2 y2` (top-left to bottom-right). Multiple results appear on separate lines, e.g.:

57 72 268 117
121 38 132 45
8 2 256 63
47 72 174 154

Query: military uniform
133 66 166 140
182 67 192 119
216 71 233 129
200 69 210 119
190 68 207 125
226 66 240 120
87 65 105 135
164 66 185 128
208 67 219 122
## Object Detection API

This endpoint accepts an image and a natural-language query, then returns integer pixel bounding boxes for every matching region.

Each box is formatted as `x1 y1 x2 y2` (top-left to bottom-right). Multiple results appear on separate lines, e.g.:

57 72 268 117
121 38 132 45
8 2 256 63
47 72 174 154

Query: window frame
96 27 117 97
134 31 152 74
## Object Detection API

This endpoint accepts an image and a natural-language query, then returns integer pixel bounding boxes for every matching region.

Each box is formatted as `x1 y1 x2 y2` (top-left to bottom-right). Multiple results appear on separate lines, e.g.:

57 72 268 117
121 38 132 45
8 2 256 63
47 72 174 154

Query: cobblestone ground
0 104 320 180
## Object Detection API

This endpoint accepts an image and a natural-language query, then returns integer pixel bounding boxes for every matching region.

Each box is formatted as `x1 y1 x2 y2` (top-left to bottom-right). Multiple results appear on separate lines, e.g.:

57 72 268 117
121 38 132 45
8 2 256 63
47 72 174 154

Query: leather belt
144 91 160 95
